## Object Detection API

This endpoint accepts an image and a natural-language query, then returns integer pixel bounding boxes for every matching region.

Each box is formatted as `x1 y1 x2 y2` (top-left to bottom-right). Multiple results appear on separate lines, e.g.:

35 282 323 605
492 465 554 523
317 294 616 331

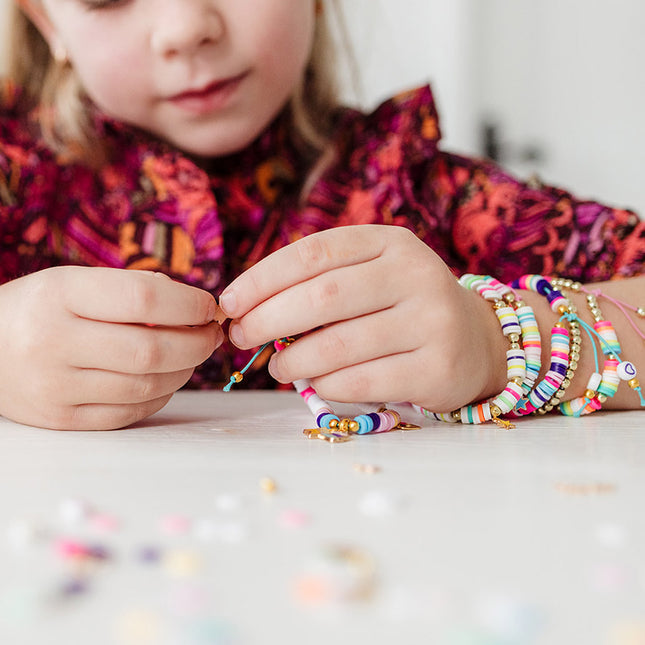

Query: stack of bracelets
224 274 644 437
415 274 645 426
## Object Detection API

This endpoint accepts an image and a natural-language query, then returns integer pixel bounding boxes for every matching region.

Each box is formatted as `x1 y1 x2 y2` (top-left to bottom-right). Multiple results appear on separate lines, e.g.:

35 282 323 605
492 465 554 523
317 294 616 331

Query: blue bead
319 414 339 429
356 415 373 435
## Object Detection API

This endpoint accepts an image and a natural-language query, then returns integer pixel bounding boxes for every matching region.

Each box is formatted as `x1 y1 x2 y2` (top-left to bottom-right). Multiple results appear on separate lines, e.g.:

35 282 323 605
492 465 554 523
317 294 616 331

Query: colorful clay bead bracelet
508 275 581 416
414 274 538 428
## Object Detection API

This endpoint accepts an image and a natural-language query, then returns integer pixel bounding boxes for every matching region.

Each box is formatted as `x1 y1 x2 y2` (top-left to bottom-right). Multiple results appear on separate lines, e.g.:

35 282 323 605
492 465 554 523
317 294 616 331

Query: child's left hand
219 225 507 412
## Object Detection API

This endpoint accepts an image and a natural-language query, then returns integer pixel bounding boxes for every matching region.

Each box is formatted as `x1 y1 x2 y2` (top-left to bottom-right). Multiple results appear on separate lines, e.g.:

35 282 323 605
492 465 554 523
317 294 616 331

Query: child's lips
169 72 248 113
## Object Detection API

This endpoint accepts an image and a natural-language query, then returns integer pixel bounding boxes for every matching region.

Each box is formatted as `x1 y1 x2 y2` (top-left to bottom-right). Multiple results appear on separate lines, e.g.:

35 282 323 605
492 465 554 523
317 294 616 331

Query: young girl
1 0 643 431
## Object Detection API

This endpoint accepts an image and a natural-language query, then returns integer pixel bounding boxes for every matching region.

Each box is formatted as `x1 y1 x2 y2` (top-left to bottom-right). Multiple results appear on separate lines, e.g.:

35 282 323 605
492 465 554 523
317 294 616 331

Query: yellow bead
259 477 277 494
629 378 641 390
232 371 244 384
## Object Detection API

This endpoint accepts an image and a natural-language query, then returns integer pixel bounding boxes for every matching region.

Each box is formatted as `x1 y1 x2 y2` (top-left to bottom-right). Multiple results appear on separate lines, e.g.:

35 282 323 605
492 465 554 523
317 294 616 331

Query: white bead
587 372 602 391
617 361 637 381
59 498 91 525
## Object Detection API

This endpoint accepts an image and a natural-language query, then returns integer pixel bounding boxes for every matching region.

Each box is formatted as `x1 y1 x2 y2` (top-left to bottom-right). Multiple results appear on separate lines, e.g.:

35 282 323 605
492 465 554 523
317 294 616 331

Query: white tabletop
1 391 643 645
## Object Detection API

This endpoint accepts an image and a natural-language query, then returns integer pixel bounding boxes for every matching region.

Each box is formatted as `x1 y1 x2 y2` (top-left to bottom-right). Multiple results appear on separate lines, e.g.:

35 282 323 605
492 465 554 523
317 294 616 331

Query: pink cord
581 287 645 342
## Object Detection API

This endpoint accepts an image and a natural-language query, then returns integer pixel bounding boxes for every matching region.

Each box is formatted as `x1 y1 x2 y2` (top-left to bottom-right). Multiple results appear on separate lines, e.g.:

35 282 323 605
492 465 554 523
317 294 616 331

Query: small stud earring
52 43 69 65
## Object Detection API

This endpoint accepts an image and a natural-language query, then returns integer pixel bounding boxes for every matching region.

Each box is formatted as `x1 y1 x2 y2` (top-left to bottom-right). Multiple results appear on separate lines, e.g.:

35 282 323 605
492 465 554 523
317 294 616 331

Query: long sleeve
425 150 644 282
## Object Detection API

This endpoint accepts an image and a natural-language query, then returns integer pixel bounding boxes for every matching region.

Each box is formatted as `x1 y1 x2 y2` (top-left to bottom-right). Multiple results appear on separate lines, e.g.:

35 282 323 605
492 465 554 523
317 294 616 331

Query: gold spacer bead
509 333 520 344
570 351 580 362
558 305 569 316
493 301 505 310
628 378 641 390
562 379 571 389
543 405 553 413
554 322 565 329
597 394 608 403
232 371 244 384
538 408 548 415
339 418 351 433
451 410 462 422
512 377 524 386
570 282 581 292
348 420 360 433
569 361 578 371
503 293 516 304
490 405 502 418
584 389 596 400
637 307 645 317
328 419 339 430
566 371 575 380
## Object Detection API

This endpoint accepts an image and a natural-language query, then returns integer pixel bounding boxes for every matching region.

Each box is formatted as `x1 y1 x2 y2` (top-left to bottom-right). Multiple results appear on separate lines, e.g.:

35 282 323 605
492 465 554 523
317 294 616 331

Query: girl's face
37 0 317 156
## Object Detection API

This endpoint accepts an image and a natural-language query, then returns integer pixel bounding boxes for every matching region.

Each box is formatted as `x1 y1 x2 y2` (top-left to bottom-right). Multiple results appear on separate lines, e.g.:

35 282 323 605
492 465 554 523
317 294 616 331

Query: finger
60 267 221 326
62 367 195 405
228 257 401 349
54 395 174 431
308 352 428 406
219 226 392 318
68 320 223 374
268 305 424 383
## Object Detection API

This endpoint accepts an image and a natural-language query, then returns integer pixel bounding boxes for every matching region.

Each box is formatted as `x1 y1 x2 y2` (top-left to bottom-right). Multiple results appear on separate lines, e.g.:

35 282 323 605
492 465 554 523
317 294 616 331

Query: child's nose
150 0 225 58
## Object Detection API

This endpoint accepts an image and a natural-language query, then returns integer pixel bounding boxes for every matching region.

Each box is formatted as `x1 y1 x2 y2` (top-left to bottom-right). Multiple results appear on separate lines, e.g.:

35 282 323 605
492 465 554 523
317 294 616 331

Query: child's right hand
0 266 223 430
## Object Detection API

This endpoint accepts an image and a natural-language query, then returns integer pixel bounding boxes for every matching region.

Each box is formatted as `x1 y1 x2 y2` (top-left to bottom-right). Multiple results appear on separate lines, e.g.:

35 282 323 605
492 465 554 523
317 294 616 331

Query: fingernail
268 356 282 382
229 324 245 348
219 290 236 316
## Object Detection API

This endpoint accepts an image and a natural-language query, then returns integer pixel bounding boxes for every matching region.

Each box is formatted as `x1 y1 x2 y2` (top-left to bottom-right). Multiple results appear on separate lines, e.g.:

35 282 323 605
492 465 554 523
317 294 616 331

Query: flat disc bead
355 415 375 434
491 381 524 414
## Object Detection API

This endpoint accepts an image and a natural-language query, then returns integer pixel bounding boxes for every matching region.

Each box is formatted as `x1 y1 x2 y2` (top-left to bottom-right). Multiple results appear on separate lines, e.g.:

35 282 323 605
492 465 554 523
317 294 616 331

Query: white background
2 0 644 214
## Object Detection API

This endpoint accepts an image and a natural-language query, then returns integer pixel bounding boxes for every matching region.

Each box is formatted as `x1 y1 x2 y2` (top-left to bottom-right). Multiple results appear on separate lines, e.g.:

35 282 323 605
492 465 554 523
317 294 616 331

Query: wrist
465 285 510 403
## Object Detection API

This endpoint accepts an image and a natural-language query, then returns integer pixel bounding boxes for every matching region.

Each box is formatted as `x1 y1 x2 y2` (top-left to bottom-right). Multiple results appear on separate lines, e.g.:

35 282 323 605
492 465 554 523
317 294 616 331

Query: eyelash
82 0 127 10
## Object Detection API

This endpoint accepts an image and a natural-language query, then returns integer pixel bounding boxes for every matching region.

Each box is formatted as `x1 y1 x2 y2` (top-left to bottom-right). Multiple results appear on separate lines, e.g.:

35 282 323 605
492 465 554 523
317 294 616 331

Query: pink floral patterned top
1 83 643 387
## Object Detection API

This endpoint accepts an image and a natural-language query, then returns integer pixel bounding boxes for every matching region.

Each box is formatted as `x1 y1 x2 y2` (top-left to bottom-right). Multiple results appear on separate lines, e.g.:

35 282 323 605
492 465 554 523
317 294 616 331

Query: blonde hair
4 0 349 167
